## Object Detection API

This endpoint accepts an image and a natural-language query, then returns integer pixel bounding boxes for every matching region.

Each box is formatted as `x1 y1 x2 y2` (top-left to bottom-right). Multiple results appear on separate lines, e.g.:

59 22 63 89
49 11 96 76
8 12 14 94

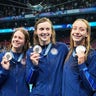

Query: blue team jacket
26 42 68 96
0 51 29 96
62 49 96 96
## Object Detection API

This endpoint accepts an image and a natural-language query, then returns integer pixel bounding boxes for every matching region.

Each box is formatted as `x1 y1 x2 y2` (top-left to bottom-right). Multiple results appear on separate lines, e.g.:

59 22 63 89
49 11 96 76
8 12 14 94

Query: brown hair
11 27 30 55
33 17 56 45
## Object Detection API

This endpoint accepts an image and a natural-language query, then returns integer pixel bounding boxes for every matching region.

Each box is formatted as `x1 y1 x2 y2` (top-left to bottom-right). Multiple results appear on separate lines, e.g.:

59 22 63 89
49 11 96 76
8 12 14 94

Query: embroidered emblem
21 58 26 65
51 48 58 55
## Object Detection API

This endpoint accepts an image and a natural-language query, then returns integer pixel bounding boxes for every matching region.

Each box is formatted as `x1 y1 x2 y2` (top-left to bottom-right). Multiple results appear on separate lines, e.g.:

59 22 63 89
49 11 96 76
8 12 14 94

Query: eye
13 35 17 38
72 27 86 32
18 36 23 40
72 27 76 30
39 28 44 31
46 28 50 31
79 28 86 31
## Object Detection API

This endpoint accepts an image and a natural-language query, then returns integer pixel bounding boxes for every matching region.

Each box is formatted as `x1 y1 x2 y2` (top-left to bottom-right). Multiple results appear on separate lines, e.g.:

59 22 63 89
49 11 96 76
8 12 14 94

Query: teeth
74 35 81 37
40 34 49 36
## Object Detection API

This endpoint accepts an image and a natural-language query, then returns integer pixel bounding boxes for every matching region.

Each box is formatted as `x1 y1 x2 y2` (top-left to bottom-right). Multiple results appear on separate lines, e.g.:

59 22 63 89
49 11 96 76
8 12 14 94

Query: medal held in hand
76 45 86 53
4 52 12 61
33 45 42 54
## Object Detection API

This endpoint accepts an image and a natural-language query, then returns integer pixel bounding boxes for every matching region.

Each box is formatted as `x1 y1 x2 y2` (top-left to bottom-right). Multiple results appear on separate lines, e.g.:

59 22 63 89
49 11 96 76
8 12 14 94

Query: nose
14 37 19 41
42 29 47 33
74 28 80 34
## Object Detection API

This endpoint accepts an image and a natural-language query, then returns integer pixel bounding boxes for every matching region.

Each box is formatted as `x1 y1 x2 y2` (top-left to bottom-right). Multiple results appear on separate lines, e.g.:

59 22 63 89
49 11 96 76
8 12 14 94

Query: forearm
79 63 96 91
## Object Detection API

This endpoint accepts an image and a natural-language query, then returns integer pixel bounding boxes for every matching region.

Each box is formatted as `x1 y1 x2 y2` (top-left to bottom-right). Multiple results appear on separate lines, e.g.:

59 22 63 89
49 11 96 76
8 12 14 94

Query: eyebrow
72 26 87 28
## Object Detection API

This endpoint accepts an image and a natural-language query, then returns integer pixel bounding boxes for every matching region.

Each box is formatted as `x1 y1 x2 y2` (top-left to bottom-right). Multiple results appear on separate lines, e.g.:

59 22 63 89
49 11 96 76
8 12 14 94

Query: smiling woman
62 18 96 96
0 27 30 96
26 17 68 96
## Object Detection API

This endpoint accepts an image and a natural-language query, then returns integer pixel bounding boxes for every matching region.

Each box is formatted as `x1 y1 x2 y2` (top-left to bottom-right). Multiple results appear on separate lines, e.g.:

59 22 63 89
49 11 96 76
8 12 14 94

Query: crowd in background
0 0 96 52
0 0 96 17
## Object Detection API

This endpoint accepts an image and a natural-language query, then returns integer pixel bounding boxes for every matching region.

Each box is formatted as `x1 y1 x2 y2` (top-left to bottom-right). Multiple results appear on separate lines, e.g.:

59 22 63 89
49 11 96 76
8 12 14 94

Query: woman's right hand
1 56 10 70
30 52 40 66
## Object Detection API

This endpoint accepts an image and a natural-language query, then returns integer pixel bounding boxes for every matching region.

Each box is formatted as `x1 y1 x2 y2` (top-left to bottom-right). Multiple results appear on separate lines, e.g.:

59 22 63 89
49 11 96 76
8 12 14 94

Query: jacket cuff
78 63 88 71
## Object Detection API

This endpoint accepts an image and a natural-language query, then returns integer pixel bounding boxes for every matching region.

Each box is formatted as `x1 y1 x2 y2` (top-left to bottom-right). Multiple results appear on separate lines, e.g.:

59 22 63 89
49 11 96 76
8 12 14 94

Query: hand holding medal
4 52 12 61
30 45 42 65
76 45 86 64
1 52 12 70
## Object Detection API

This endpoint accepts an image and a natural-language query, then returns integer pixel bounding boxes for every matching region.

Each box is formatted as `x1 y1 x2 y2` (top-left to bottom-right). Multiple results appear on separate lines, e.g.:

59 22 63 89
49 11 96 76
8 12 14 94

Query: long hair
65 18 91 61
11 27 30 55
33 17 56 45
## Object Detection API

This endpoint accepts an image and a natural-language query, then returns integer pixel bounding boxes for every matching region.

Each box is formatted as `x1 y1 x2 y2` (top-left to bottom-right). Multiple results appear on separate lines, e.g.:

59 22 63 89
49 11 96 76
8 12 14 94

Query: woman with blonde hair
62 19 96 96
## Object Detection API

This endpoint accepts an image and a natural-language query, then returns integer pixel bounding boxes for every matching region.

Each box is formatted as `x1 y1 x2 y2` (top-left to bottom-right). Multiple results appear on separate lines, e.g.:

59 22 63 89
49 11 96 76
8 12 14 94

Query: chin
73 38 81 41
13 46 20 48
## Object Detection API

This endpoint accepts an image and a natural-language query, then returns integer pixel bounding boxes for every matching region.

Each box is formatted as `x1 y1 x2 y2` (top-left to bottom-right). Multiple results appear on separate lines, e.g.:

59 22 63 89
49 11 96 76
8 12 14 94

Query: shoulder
88 49 96 57
53 42 69 54
26 47 33 55
55 42 68 49
0 52 6 62
87 49 96 61
0 52 6 57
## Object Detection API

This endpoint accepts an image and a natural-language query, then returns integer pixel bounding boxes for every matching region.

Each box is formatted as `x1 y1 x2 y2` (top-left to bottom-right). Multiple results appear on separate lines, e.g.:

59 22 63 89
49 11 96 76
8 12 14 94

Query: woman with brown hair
26 17 68 96
0 27 30 96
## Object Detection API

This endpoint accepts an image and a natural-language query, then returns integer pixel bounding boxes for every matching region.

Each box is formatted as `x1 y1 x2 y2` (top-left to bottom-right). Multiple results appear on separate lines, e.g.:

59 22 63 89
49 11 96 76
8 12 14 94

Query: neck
11 47 22 53
40 41 51 46
74 40 85 47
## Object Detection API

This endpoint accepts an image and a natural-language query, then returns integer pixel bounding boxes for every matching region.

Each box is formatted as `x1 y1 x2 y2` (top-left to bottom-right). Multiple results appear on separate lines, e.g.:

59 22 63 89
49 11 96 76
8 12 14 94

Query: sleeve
63 43 69 59
0 67 9 85
78 50 96 92
0 52 9 86
26 49 39 84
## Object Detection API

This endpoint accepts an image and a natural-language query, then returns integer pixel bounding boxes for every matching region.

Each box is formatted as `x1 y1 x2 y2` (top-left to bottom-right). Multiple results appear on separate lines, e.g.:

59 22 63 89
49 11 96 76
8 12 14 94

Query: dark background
0 0 96 51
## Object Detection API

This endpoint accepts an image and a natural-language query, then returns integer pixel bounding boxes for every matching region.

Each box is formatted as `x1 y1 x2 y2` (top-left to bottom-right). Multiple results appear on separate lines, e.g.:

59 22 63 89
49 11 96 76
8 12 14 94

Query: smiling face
71 20 88 46
36 21 52 45
11 31 25 52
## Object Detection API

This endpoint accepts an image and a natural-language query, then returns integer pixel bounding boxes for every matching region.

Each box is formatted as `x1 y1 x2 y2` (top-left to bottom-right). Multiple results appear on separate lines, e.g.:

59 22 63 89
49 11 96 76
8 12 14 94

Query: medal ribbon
43 43 52 56
10 51 24 62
